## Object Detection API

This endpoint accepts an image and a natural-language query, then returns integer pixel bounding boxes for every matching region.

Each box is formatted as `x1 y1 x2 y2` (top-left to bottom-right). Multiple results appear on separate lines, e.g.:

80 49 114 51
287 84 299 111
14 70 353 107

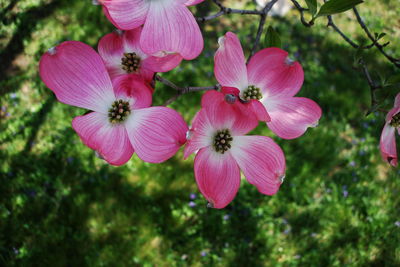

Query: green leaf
378 32 386 40
305 0 318 15
316 0 364 17
264 26 281 48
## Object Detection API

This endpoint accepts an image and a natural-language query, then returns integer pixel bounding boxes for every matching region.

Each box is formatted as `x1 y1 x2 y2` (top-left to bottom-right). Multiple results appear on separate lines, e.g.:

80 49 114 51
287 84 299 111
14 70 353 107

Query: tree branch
197 0 279 22
358 59 382 116
353 7 400 68
197 0 267 22
290 0 313 27
155 75 220 105
290 1 398 113
247 0 279 63
326 15 358 48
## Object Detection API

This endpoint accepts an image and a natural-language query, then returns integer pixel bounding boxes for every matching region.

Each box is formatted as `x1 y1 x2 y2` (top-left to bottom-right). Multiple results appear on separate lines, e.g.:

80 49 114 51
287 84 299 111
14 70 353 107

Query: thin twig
290 0 313 27
358 59 383 115
155 75 219 93
155 75 181 91
353 7 400 68
197 8 264 21
197 0 266 22
247 0 279 63
247 15 267 63
155 75 220 105
327 15 358 48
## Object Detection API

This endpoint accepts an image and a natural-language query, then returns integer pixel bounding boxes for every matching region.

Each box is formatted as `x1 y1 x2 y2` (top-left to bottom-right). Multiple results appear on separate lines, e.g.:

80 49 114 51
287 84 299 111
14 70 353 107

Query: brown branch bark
155 75 220 105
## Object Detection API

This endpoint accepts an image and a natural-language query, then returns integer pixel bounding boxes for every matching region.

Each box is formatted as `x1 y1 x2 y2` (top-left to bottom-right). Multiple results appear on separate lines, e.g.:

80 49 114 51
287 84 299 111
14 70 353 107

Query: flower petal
142 54 183 74
185 0 205 6
122 27 144 53
201 90 226 109
380 123 397 167
140 0 203 60
39 41 115 113
200 90 258 135
248 99 271 122
112 74 152 109
247 48 304 97
214 32 248 90
184 111 212 159
98 28 161 82
230 136 286 195
72 112 134 166
125 107 188 163
194 148 241 209
395 92 400 108
264 96 322 139
386 104 400 123
101 0 149 30
98 31 127 80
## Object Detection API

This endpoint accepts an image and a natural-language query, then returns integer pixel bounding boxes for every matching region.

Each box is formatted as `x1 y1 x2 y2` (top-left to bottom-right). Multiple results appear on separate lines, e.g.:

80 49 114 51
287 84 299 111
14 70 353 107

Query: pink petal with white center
39 41 115 113
184 108 217 159
198 98 235 131
185 0 205 6
72 112 134 166
264 96 322 139
112 74 152 109
121 28 183 74
247 48 304 97
101 0 149 30
98 31 127 79
98 29 154 81
194 148 241 209
125 106 188 163
140 0 203 60
231 136 286 195
214 32 248 90
380 123 397 167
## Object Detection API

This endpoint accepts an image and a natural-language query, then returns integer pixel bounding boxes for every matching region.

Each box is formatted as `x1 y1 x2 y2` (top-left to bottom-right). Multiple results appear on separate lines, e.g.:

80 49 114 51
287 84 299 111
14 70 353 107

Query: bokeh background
1 0 399 266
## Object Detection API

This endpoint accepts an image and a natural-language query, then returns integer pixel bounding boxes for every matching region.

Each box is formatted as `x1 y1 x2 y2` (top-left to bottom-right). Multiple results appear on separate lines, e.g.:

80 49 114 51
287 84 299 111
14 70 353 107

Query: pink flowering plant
380 93 400 167
37 0 399 210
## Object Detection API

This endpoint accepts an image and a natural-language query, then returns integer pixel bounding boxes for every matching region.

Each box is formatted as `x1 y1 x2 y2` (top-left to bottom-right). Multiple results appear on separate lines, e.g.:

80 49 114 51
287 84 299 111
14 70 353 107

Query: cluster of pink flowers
39 0 323 208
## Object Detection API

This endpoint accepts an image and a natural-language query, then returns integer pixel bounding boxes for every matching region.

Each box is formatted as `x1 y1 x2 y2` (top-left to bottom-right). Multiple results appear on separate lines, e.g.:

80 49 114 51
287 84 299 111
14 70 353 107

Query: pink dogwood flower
98 27 182 82
39 41 188 166
184 105 286 209
202 86 271 130
380 93 400 167
98 0 204 60
214 32 322 139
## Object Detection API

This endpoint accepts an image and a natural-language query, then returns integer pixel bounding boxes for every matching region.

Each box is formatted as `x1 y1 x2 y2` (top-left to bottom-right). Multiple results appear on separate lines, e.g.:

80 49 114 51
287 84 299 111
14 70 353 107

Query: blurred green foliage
1 0 399 266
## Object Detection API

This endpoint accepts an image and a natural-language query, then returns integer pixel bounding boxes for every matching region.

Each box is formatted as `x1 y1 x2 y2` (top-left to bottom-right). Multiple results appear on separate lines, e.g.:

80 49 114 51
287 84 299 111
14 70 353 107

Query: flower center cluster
242 85 262 101
108 99 131 124
390 112 400 128
213 129 233 154
121 52 141 73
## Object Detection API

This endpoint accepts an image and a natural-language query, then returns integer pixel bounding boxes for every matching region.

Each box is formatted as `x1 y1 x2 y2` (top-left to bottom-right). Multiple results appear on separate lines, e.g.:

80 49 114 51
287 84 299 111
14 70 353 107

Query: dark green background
1 0 399 266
